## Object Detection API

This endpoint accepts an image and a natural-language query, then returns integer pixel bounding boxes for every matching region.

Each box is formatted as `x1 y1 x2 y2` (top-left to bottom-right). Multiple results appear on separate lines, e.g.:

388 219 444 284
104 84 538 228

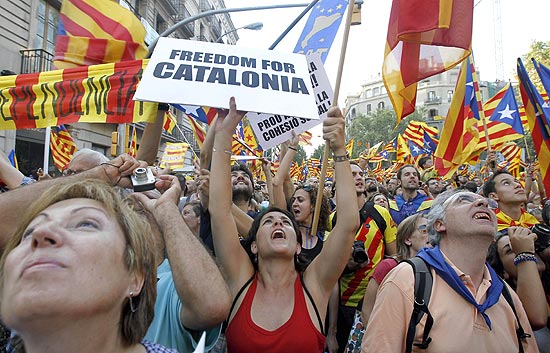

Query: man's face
387 178 399 193
427 179 442 195
473 177 482 187
489 173 527 206
440 192 497 239
365 178 377 193
231 170 253 200
351 164 365 195
399 167 419 191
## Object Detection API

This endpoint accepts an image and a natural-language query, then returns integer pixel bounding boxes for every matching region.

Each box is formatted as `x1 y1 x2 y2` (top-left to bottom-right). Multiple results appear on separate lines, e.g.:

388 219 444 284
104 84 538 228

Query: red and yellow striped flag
128 125 137 158
383 0 473 123
54 0 147 69
160 142 189 170
163 111 176 134
0 60 156 130
50 125 78 171
186 114 207 149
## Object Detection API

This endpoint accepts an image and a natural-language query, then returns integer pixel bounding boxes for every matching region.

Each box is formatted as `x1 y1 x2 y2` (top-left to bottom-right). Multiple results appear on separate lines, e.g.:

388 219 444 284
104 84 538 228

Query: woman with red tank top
209 97 359 353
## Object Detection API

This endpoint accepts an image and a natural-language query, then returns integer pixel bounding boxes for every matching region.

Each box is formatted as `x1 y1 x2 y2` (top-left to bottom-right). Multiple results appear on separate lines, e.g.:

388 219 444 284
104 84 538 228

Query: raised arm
305 107 359 293
0 149 27 189
209 97 254 295
136 108 166 165
272 133 299 209
132 174 231 330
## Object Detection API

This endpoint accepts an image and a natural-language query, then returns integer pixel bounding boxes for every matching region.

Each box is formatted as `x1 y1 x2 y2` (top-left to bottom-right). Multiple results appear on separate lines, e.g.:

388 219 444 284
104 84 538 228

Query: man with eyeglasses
364 190 538 352
483 170 539 231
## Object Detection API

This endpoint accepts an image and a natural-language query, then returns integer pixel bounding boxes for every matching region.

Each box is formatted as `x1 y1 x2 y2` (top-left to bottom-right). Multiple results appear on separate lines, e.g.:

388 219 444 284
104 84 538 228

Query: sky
223 0 550 153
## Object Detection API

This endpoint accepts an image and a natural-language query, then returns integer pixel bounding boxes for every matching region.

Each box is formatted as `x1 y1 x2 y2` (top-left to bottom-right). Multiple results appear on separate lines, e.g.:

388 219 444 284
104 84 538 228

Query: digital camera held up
130 167 156 192
532 223 550 253
352 240 369 264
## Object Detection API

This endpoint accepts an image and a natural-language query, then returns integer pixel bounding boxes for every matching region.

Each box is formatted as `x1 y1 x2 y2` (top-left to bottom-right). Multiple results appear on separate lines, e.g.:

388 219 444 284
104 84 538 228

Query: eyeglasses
443 192 488 208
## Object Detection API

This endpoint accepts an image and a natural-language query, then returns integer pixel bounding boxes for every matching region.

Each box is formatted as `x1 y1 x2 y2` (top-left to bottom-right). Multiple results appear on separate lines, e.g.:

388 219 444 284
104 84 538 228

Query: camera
532 223 550 253
130 167 156 192
352 240 369 264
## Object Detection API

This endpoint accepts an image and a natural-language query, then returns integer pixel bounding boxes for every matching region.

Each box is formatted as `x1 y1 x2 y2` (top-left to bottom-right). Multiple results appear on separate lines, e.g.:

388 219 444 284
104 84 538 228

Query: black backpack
403 257 531 353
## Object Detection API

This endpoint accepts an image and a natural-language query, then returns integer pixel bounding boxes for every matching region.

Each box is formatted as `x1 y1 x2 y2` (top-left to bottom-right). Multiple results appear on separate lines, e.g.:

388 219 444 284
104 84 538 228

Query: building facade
344 67 495 133
0 0 237 176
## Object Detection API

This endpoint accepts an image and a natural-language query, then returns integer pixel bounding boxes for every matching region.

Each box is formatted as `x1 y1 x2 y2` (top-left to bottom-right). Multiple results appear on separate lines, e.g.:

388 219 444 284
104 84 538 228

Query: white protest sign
192 332 205 353
135 38 319 119
247 54 333 150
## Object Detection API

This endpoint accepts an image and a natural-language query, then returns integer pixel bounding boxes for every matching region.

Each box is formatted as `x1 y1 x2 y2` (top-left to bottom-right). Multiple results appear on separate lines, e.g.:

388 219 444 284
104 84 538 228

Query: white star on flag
497 104 516 120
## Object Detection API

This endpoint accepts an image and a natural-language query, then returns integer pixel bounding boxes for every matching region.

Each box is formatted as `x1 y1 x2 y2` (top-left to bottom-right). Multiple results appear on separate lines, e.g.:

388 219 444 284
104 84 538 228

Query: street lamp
215 22 263 43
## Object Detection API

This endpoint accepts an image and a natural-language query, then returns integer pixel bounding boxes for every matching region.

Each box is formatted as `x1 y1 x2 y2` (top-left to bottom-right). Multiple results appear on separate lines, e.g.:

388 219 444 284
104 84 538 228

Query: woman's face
406 217 430 255
182 205 200 233
1 198 138 329
253 211 300 257
373 194 389 210
496 235 546 280
291 189 312 224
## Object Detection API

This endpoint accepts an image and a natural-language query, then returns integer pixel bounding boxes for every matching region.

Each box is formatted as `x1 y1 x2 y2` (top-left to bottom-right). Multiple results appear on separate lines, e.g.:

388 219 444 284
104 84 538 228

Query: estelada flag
383 0 473 123
50 125 78 171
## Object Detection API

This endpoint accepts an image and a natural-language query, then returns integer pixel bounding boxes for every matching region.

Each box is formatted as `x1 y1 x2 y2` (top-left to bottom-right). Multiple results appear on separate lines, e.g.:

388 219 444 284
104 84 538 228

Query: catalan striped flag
54 0 147 69
128 125 137 157
396 134 411 163
473 84 524 151
517 58 550 195
299 131 313 146
160 142 189 170
243 125 259 151
163 111 176 134
534 59 550 97
382 0 473 123
0 60 156 130
50 125 78 171
434 57 481 179
498 143 521 178
186 114 207 149
345 139 355 157
403 120 438 147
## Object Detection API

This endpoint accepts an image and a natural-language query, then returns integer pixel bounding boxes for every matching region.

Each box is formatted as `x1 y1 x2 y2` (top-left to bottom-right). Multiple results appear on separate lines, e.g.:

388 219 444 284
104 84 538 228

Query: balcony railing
424 96 441 105
20 49 53 74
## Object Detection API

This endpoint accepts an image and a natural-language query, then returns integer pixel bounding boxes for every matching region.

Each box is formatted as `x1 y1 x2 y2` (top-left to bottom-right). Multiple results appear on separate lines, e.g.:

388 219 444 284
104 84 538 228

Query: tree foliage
522 40 550 91
346 108 428 158
294 144 307 164
311 143 326 159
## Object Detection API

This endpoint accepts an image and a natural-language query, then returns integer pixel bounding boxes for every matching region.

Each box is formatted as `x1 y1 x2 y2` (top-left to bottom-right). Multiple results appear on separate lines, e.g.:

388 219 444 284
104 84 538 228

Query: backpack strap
404 257 434 353
499 277 530 353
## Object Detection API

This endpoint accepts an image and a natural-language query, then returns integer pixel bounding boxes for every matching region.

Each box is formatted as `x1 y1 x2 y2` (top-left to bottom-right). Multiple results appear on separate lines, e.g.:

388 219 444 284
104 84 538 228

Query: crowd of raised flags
0 0 548 197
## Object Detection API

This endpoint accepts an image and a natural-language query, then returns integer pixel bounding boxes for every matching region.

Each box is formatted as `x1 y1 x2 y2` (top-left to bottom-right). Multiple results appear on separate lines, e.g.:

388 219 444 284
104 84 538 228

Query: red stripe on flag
69 0 135 42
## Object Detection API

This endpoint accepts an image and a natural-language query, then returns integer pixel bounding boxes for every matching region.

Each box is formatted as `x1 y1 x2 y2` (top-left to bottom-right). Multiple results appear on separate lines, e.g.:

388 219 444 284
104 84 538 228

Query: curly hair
289 185 329 233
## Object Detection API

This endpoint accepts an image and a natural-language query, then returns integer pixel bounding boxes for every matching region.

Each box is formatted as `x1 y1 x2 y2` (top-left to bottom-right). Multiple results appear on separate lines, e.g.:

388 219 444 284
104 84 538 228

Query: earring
129 291 137 313
253 253 258 265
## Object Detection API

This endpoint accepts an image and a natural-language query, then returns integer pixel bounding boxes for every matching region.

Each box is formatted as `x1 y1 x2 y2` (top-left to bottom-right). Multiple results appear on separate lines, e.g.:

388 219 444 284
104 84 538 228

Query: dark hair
243 207 308 272
290 185 329 233
543 200 550 226
418 156 431 169
397 164 420 181
173 173 187 195
231 162 254 190
460 181 478 193
482 170 512 197
183 200 201 217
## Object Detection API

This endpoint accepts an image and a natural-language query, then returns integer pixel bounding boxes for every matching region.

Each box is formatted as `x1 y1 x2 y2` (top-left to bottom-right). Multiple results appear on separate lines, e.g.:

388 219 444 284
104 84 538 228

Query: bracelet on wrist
212 147 232 155
513 252 538 266
333 152 350 162
288 146 297 151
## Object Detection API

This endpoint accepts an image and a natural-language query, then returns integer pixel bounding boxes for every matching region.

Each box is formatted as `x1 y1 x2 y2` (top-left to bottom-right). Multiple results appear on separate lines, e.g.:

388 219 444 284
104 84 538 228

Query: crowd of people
0 98 549 353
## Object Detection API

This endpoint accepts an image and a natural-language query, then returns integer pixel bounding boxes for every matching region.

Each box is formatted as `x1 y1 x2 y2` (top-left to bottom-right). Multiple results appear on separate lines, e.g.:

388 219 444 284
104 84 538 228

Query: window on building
378 101 385 109
156 13 167 34
428 91 436 100
447 90 453 102
35 0 59 53
373 87 380 96
429 109 438 118
92 144 107 157
381 86 387 94
366 104 372 113
351 108 356 119
366 89 372 98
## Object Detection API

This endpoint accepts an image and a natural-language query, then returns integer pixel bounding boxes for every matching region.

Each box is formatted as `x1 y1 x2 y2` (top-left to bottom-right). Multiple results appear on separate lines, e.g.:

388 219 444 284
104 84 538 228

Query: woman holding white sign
209 97 358 353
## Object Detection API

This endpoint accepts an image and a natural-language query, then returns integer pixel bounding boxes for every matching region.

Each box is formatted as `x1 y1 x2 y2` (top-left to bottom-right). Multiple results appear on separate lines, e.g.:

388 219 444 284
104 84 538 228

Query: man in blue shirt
389 164 433 224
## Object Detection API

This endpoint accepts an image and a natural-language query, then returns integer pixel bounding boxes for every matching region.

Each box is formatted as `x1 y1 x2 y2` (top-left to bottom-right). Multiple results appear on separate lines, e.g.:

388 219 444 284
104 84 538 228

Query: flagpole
523 135 532 162
470 55 492 152
43 126 51 172
310 0 356 238
171 122 200 160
